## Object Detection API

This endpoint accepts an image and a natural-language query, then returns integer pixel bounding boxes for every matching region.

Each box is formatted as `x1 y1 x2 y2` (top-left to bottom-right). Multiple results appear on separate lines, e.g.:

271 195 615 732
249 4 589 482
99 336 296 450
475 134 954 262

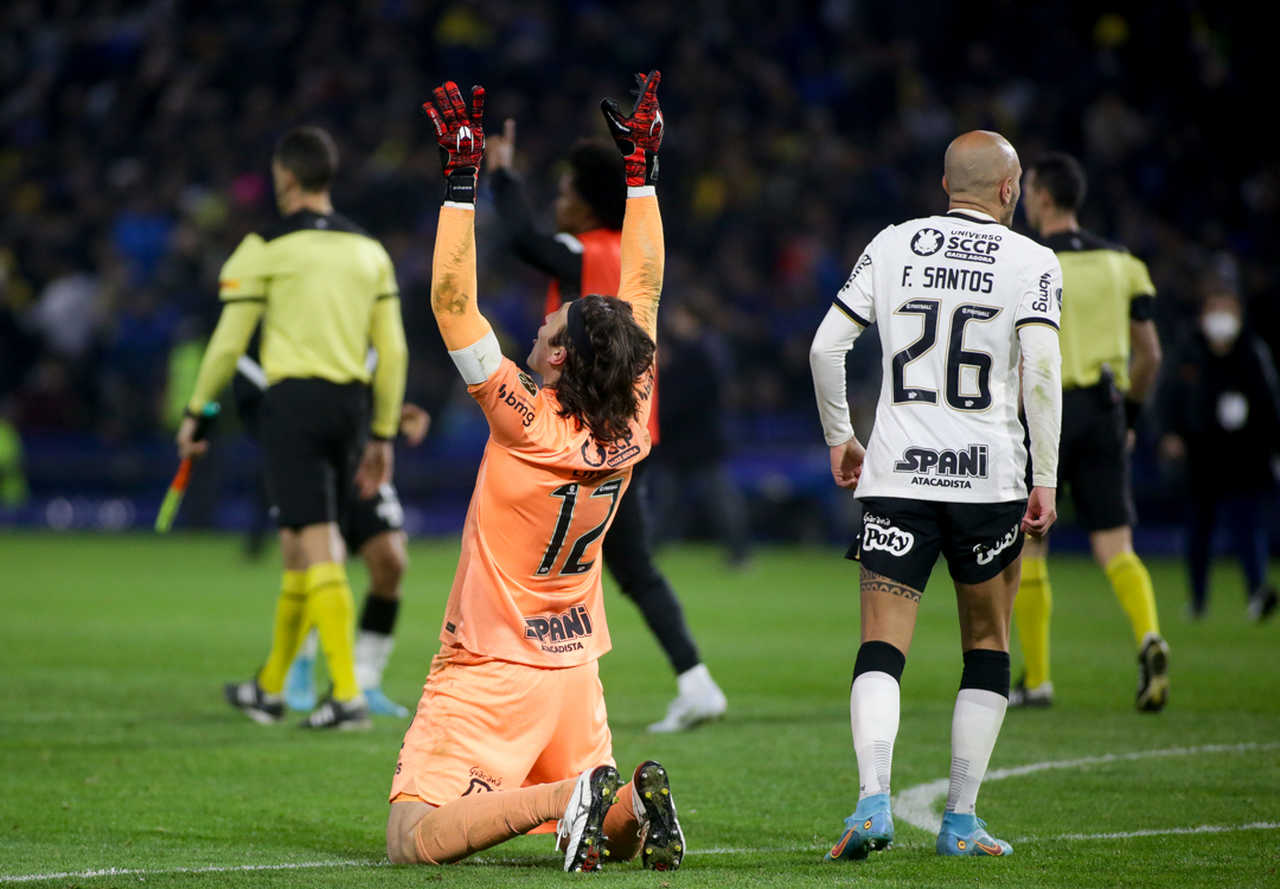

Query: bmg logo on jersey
894 445 989 489
862 513 915 556
524 605 594 654
496 382 535 427
1032 271 1058 314
945 231 1002 264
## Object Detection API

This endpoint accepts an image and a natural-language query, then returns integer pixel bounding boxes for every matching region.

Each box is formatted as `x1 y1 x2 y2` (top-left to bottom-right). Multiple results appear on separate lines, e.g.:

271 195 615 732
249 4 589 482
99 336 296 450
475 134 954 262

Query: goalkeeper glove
422 81 485 204
600 70 662 188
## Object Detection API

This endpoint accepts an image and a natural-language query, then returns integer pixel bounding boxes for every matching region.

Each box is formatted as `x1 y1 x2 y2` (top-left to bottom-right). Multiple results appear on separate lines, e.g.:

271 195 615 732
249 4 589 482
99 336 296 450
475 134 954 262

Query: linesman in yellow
177 126 408 729
1013 152 1169 712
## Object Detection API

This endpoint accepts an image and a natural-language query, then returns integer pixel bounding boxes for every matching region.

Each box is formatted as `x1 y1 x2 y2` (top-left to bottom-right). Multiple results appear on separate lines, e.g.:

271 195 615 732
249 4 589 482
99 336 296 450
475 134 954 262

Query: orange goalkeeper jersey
429 192 663 669
441 357 654 667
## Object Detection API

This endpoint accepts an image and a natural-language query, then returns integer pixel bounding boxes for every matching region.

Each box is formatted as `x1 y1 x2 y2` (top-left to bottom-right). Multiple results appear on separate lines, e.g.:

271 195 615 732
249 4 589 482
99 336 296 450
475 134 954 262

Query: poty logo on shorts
973 522 1020 566
861 515 915 556
524 605 594 653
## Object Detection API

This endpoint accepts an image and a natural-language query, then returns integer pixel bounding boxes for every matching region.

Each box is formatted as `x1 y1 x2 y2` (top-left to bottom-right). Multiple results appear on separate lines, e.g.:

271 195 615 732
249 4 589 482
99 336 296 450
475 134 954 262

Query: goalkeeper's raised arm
421 81 500 387
601 70 664 342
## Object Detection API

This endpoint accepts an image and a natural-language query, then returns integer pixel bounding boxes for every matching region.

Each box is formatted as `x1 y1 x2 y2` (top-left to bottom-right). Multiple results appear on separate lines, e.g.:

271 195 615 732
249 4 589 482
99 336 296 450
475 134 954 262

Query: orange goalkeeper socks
602 780 644 861
412 779 577 864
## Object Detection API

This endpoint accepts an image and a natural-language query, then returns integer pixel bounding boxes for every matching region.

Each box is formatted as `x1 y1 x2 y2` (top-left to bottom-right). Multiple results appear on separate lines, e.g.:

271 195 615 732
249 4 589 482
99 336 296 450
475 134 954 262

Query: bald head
943 131 1022 224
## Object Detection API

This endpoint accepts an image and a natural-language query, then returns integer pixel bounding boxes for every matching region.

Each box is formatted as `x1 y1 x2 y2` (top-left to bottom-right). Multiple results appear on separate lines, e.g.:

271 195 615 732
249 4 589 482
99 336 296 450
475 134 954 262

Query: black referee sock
359 593 400 637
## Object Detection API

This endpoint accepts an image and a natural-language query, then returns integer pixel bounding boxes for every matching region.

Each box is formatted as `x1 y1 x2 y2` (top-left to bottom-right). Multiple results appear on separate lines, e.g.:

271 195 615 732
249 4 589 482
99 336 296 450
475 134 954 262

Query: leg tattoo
862 569 922 603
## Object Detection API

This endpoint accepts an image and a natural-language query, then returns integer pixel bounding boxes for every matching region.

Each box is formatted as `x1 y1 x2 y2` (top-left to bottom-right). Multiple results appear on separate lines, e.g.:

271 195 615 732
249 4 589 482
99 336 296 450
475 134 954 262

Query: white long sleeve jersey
811 209 1063 503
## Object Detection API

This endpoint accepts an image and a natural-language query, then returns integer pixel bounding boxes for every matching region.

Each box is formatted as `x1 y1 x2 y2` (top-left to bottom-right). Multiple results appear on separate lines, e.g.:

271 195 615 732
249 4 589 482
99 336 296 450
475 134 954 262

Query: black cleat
557 765 621 872
1136 635 1170 712
224 679 284 724
1008 674 1054 709
634 760 685 871
299 695 371 730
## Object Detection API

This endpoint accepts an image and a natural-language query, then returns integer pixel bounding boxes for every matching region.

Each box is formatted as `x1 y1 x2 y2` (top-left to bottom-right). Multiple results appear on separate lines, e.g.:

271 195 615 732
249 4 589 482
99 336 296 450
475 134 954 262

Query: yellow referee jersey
1044 229 1155 392
187 210 407 438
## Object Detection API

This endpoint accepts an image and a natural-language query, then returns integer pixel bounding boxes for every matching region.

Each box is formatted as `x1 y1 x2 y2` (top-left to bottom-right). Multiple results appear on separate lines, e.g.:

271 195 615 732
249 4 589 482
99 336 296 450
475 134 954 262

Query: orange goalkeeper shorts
388 647 614 809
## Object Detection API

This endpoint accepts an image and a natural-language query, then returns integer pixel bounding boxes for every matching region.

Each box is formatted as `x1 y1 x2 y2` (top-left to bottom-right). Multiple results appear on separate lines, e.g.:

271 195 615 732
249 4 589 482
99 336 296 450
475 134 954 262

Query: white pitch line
894 741 1280 835
5 742 1278 884
0 860 379 884
9 822 1280 883
1032 821 1280 842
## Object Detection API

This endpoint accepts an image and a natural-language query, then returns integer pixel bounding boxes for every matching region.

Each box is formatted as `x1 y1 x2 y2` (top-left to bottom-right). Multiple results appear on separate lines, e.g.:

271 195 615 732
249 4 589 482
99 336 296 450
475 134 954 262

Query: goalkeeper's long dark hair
551 294 655 445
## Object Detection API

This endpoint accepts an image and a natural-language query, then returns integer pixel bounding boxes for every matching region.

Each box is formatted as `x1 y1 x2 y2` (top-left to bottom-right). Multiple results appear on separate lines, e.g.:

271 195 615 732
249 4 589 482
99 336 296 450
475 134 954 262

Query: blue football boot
363 686 410 718
825 793 894 861
283 654 316 712
936 812 1012 857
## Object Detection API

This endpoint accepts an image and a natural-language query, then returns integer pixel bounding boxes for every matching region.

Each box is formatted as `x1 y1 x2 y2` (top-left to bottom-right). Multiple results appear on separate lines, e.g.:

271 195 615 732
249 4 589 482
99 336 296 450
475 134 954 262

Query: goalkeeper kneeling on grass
385 74 684 872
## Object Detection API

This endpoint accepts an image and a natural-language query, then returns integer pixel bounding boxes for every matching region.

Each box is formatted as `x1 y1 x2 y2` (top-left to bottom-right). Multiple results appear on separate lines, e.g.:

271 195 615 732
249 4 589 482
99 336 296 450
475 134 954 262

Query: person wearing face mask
1013 152 1170 712
1157 279 1280 621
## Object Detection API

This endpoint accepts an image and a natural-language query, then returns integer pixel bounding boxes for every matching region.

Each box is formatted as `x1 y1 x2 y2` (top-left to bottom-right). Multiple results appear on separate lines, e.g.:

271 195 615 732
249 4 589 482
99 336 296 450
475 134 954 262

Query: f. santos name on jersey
916 266 995 293
894 444 989 489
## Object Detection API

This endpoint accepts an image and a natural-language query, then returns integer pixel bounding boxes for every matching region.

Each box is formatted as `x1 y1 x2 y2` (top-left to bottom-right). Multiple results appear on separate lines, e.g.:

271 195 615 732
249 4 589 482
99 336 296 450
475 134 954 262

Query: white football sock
298 629 319 660
850 671 900 799
676 663 716 698
354 629 394 690
945 688 1008 814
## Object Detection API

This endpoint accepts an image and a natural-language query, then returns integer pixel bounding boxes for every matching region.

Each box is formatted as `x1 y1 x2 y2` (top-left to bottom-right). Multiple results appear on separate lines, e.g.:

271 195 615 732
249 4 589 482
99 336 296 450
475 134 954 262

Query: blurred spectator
653 300 751 567
1157 275 1280 621
1 1 1276 542
0 399 28 507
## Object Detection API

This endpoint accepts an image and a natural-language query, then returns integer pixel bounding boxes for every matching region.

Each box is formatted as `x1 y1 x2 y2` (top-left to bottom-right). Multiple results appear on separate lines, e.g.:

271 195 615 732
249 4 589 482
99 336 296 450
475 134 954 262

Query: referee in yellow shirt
177 126 408 729
1013 152 1169 712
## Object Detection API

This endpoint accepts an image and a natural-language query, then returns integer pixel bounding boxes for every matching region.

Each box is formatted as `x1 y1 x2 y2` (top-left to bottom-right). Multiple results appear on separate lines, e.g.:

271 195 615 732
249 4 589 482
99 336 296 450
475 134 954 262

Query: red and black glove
421 81 485 204
600 70 662 188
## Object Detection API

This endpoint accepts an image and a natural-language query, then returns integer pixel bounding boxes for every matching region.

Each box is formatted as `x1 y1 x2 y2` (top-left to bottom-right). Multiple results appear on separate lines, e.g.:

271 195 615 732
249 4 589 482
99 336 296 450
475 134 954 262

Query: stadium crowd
1 2 1275 500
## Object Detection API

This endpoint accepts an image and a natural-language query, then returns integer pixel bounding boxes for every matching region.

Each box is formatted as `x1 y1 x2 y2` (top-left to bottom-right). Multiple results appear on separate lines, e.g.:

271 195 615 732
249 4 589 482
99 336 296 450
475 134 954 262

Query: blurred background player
177 126 408 729
233 346 429 717
486 120 727 732
1013 152 1170 712
811 130 1063 860
653 301 751 567
387 75 684 872
1157 272 1280 621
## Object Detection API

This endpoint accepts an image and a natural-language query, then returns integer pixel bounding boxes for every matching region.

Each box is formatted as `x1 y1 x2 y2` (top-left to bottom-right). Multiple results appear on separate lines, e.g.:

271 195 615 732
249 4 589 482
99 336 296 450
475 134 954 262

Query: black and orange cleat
557 765 621 872
634 760 685 871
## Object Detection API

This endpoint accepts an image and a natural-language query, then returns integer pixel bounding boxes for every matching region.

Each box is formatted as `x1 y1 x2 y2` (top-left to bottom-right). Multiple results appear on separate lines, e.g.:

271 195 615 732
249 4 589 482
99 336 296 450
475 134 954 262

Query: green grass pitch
2 532 1278 887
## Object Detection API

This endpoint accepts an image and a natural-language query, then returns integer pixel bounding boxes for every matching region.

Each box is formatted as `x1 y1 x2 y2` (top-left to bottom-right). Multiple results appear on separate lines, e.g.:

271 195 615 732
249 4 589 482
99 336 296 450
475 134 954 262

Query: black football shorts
261 378 369 530
850 497 1027 593
1056 379 1135 531
342 482 405 552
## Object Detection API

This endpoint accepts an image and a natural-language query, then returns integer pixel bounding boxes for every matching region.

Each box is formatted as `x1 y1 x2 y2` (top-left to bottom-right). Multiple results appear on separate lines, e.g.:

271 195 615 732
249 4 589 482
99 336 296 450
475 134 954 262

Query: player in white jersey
810 131 1063 861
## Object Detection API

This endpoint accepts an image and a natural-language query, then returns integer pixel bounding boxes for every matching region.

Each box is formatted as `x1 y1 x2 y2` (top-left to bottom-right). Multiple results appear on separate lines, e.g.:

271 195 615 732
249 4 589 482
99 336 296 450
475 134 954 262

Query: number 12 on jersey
535 478 625 577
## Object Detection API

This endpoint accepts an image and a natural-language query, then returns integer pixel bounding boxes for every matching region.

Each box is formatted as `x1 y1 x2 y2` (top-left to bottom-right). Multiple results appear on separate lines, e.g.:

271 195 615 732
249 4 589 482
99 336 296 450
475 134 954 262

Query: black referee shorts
1057 378 1135 531
262 378 369 530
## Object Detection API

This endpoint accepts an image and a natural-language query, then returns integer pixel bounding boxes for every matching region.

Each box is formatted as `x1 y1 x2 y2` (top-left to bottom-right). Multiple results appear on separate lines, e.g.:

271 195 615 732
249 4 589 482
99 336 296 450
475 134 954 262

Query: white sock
676 663 715 697
298 629 319 660
354 629 394 691
945 688 1008 814
850 672 900 800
